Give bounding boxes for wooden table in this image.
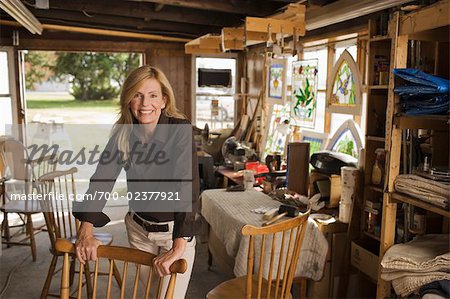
[200,189,329,280]
[215,165,244,187]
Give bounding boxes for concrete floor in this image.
[0,205,233,299]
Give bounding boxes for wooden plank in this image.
[245,17,305,36]
[0,20,189,42]
[199,34,221,50]
[17,38,181,52]
[399,0,450,36]
[28,7,215,37]
[376,12,408,299]
[131,0,281,16]
[46,0,241,26]
[395,115,450,130]
[391,192,450,218]
[221,27,244,50]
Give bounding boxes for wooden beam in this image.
[27,9,217,38]
[185,36,221,54]
[221,27,244,50]
[0,20,190,42]
[199,34,221,50]
[399,0,450,36]
[47,0,242,26]
[245,16,305,36]
[16,38,183,52]
[128,0,282,16]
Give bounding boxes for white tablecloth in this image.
[200,189,328,281]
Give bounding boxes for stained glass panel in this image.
[291,59,318,128]
[263,103,290,158]
[330,61,356,106]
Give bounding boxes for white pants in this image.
[124,213,196,299]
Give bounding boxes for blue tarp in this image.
[393,68,449,115]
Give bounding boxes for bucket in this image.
[339,201,353,223]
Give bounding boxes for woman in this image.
[73,65,199,298]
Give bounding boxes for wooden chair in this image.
[38,167,121,298]
[207,210,311,299]
[55,238,187,299]
[0,137,57,261]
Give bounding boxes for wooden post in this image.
[376,12,408,299]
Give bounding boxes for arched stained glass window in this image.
[326,50,362,115]
[326,119,363,158]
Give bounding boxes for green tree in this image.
[52,52,140,101]
[24,51,57,90]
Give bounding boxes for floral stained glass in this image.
[268,64,284,99]
[266,58,287,104]
[291,59,318,128]
[263,103,290,158]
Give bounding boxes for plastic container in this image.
[340,185,354,203]
[339,201,353,223]
[341,166,359,187]
[243,170,255,190]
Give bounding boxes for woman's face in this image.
[129,78,166,124]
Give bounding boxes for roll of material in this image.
[339,201,353,223]
[341,185,354,203]
[341,166,359,187]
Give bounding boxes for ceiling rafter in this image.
[25,8,219,38]
[44,0,244,27]
[127,0,282,16]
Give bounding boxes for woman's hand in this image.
[153,238,187,277]
[75,221,102,264]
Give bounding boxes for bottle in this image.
[371,149,385,186]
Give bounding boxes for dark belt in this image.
[129,212,169,233]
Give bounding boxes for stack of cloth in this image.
[394,174,449,209]
[393,68,449,115]
[381,234,450,297]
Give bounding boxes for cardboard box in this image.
[351,241,379,281]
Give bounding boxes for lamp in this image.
[0,0,43,34]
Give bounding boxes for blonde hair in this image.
[113,65,186,160]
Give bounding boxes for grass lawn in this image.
[26,92,120,110]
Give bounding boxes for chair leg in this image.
[40,255,58,299]
[112,260,123,288]
[26,214,37,261]
[208,247,213,270]
[84,262,93,298]
[69,257,76,286]
[299,278,307,299]
[2,211,11,247]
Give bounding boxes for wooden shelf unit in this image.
[390,192,450,218]
[377,1,450,298]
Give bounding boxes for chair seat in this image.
[206,276,293,299]
[69,232,114,246]
[0,200,42,213]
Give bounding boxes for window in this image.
[300,37,366,157]
[0,50,14,135]
[194,57,236,129]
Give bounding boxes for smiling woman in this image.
[72,65,199,299]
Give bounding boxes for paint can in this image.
[339,201,353,223]
[341,166,359,187]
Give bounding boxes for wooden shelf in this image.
[369,35,390,42]
[367,185,383,193]
[394,115,449,130]
[366,136,385,142]
[368,85,389,90]
[363,231,381,242]
[390,192,450,218]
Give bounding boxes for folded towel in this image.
[392,272,450,297]
[395,175,449,209]
[381,234,450,273]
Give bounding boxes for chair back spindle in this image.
[55,239,187,299]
